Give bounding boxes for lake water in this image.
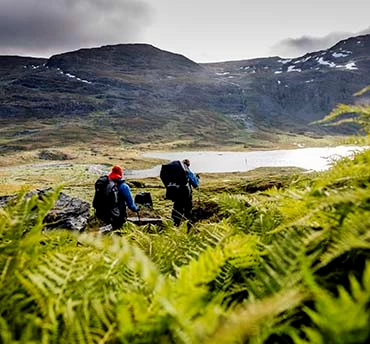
[125,146,367,178]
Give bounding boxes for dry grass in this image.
[0,144,165,199]
[0,144,164,168]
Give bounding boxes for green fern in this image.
[313,85,370,134]
[1,114,370,343]
[116,222,228,276]
[290,262,370,344]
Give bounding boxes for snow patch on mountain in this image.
[332,52,351,58]
[57,68,92,84]
[316,57,336,68]
[287,65,302,72]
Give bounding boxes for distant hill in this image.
[1,35,370,150]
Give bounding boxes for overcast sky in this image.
[1,0,369,62]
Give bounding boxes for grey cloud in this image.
[0,0,152,57]
[271,27,370,58]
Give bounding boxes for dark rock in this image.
[43,192,90,231]
[0,189,90,232]
[0,195,13,208]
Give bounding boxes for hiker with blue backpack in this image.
[93,165,139,230]
[160,159,199,227]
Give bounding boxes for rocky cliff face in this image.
[1,35,369,147]
[203,34,370,133]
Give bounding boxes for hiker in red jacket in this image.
[93,165,139,230]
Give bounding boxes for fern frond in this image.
[354,85,370,96]
[313,102,370,134]
[295,262,370,344]
[207,288,305,344]
[0,317,12,344]
[117,221,230,276]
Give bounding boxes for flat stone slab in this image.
[127,217,163,226]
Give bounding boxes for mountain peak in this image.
[329,33,370,57]
[46,43,202,74]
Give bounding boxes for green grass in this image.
[0,105,357,153]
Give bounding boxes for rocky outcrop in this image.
[0,189,90,232]
[43,191,90,231]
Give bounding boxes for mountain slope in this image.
[1,36,370,150]
[203,34,370,132]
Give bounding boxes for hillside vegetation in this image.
[2,35,370,152]
[0,91,370,343]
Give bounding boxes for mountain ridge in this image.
[1,34,369,150]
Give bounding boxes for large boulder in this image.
[43,191,90,231]
[0,188,90,232]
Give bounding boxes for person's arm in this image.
[119,183,139,212]
[188,170,199,188]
